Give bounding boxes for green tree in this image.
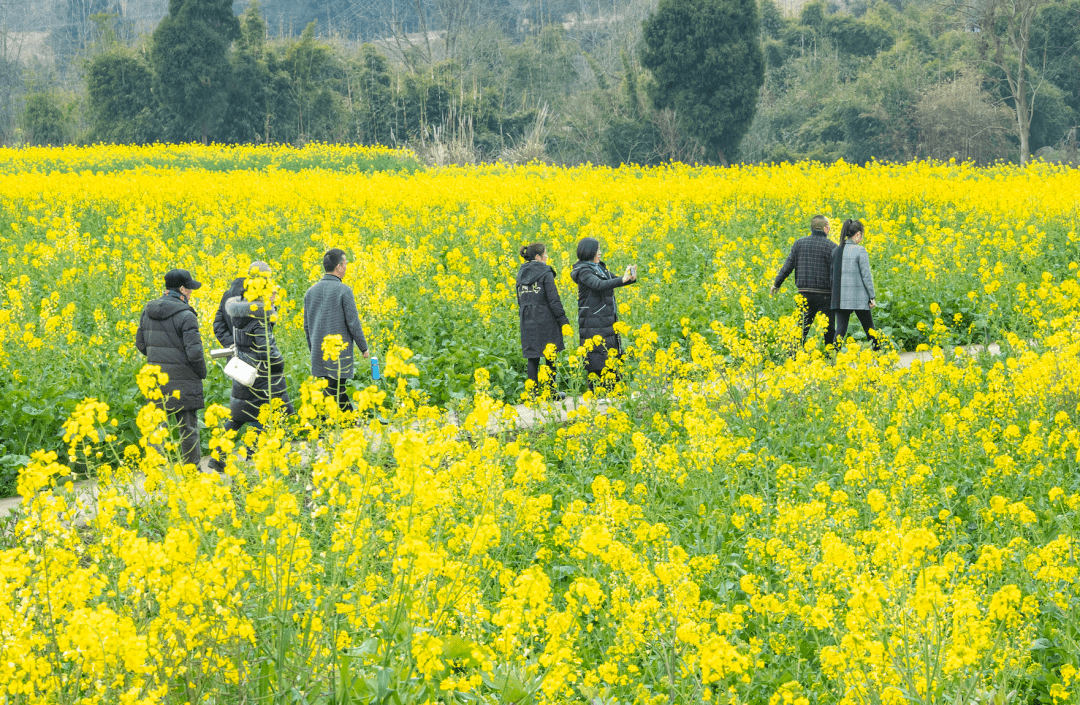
[760,0,786,39]
[601,50,664,166]
[641,0,765,165]
[352,44,396,145]
[150,0,240,144]
[86,48,162,144]
[506,25,578,107]
[21,93,70,146]
[219,1,293,144]
[280,22,345,143]
[1031,0,1080,119]
[393,62,456,143]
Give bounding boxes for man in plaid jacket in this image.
[771,215,837,348]
[304,248,369,411]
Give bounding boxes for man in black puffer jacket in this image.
[135,268,207,467]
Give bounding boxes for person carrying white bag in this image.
[208,268,294,471]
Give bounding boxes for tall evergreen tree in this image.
[150,0,240,143]
[220,1,281,144]
[21,93,70,145]
[87,48,162,143]
[280,22,344,143]
[353,44,395,145]
[641,0,765,165]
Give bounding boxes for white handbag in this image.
[224,355,258,387]
[222,328,258,386]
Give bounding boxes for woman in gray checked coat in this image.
[830,219,881,350]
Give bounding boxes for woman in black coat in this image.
[213,261,270,347]
[209,291,295,470]
[516,242,570,395]
[570,237,637,388]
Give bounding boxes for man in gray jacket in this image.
[135,268,207,466]
[303,248,369,411]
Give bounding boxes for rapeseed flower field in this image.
[2,145,1080,704]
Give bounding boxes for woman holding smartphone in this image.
[570,237,637,389]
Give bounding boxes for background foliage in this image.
[2,0,1078,164]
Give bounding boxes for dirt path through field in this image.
[0,343,1003,522]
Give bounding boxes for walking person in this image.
[570,237,637,390]
[135,268,207,468]
[208,281,295,471]
[213,261,271,348]
[303,248,369,411]
[831,219,881,350]
[771,215,838,349]
[516,242,571,398]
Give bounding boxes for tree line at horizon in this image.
[9,0,1080,166]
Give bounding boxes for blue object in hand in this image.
[370,356,380,381]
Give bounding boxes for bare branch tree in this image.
[957,0,1052,165]
[380,0,435,68]
[431,0,474,58]
[914,69,1015,163]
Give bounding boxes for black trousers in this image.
[210,395,295,471]
[168,409,201,467]
[225,394,296,434]
[586,353,623,392]
[797,292,836,347]
[322,377,353,412]
[526,357,552,384]
[834,308,881,350]
[526,357,561,397]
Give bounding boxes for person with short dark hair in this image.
[771,215,837,348]
[323,248,347,274]
[831,219,880,350]
[516,242,570,397]
[135,268,207,467]
[303,248,369,411]
[570,237,637,389]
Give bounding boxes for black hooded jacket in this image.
[213,277,245,347]
[570,261,633,372]
[135,291,207,411]
[225,296,289,405]
[516,260,570,359]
